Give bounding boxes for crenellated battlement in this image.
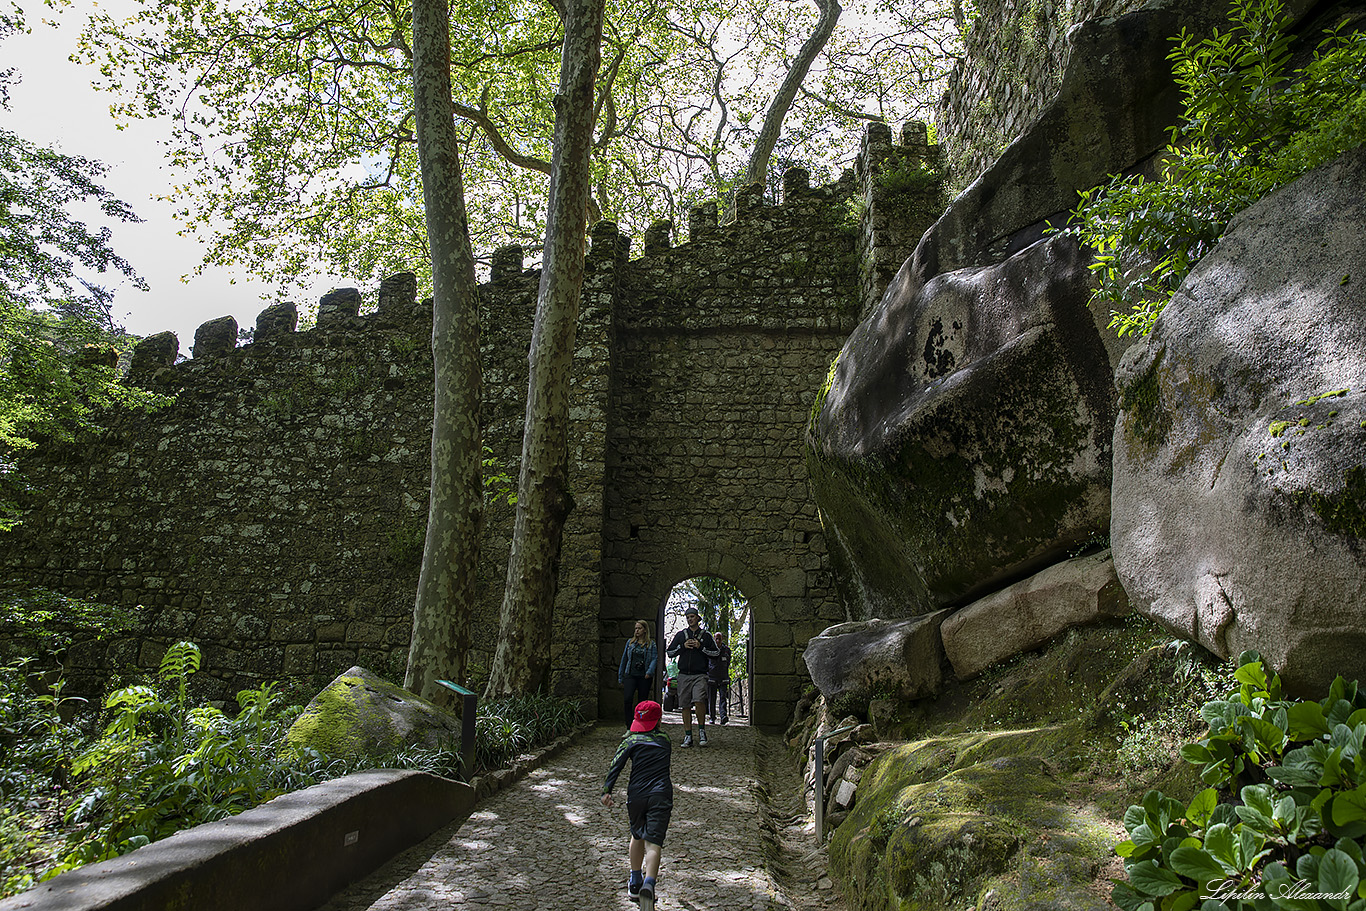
[126,123,943,379]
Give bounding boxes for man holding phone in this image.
[665,607,719,747]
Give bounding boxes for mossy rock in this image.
[831,738,1118,911]
[808,234,1121,619]
[819,614,1229,910]
[286,665,462,762]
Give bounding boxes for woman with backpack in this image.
[618,620,658,725]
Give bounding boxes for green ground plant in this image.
[1070,0,1366,337]
[473,692,585,772]
[0,641,585,899]
[0,660,85,895]
[46,642,325,877]
[1114,653,1366,910]
[0,585,139,654]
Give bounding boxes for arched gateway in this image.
[0,128,942,730]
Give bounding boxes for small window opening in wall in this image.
[630,525,640,539]
[658,575,752,726]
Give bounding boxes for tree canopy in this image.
[669,576,747,639]
[76,0,959,297]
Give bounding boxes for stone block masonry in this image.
[935,0,1152,188]
[0,128,936,728]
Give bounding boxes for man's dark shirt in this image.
[666,626,718,675]
[707,644,732,683]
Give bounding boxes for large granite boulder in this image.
[941,549,1130,680]
[286,666,463,761]
[1111,145,1366,695]
[808,234,1122,615]
[803,611,951,715]
[804,0,1231,622]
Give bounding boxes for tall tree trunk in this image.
[485,0,605,697]
[404,0,483,702]
[740,0,842,189]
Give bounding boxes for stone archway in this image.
[653,565,759,727]
[608,550,805,731]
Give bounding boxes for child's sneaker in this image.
[628,873,643,901]
[682,732,693,748]
[698,727,709,747]
[640,877,656,900]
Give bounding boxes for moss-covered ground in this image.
[819,614,1229,911]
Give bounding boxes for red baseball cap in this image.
[631,700,662,732]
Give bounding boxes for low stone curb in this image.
[0,722,595,911]
[0,769,476,911]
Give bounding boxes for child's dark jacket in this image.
[603,730,673,803]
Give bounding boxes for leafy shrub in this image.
[0,661,86,895]
[1114,652,1366,910]
[1071,0,1366,338]
[0,641,586,898]
[46,642,328,877]
[0,585,139,654]
[473,692,585,773]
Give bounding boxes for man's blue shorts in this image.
[628,794,673,846]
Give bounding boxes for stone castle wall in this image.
[935,0,1151,187]
[1,131,943,729]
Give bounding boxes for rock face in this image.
[1111,145,1366,696]
[941,549,1130,680]
[913,0,1208,282]
[803,1,1250,622]
[286,666,464,761]
[803,612,951,714]
[809,234,1122,616]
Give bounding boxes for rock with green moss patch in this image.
[830,741,1118,911]
[286,665,462,761]
[807,234,1123,617]
[1112,146,1366,697]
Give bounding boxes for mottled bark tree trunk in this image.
[485,0,605,697]
[740,0,841,190]
[404,0,483,702]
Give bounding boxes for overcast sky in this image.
[5,0,340,352]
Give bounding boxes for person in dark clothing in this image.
[602,700,672,904]
[706,631,732,724]
[664,607,719,747]
[618,619,658,725]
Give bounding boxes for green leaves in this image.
[1070,0,1366,338]
[1116,655,1366,911]
[0,37,171,529]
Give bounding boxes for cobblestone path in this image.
[313,720,846,911]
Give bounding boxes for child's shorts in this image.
[627,794,673,846]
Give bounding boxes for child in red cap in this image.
[601,699,673,904]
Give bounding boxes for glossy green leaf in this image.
[1187,789,1219,828]
[1170,846,1228,884]
[1130,860,1186,897]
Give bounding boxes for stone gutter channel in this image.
[0,722,845,911]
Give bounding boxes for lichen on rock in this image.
[286,665,462,762]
